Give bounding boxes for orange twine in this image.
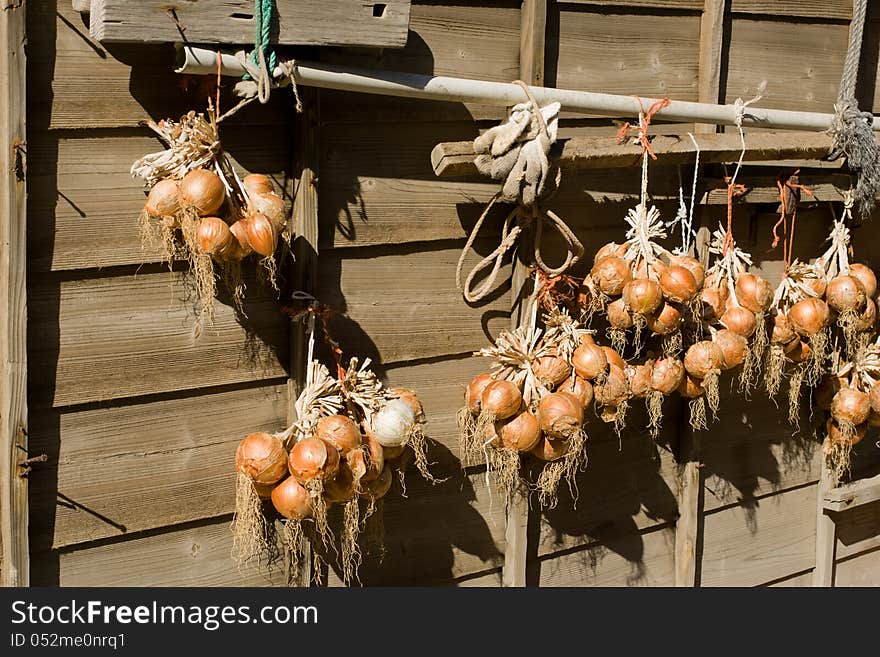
[533,268,583,312]
[615,97,672,160]
[771,169,815,269]
[215,51,222,118]
[281,302,348,384]
[723,176,747,254]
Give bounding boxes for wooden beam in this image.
[823,473,880,513]
[90,1,411,48]
[695,0,727,134]
[431,132,837,177]
[519,0,547,88]
[813,461,837,586]
[0,0,29,587]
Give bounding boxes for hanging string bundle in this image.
[457,82,583,304]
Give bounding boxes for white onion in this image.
[370,399,416,447]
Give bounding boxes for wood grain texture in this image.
[29,384,288,550]
[833,547,880,586]
[695,0,726,134]
[700,484,818,586]
[314,245,511,365]
[0,0,29,587]
[834,499,880,560]
[45,517,286,586]
[767,569,814,586]
[823,473,880,512]
[27,131,290,272]
[560,0,851,19]
[28,269,289,408]
[813,462,836,586]
[91,0,411,47]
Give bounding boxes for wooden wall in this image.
[23,0,880,586]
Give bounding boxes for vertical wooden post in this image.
[288,87,320,587]
[812,461,837,586]
[501,0,547,589]
[695,0,727,135]
[0,0,29,587]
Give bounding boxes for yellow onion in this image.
[144,179,180,218]
[593,364,629,407]
[196,216,234,257]
[323,461,357,504]
[371,399,416,447]
[721,306,757,338]
[770,312,797,345]
[784,338,811,363]
[684,341,723,378]
[530,436,568,462]
[602,347,627,371]
[537,392,584,439]
[645,301,682,335]
[826,275,866,313]
[226,219,253,260]
[831,388,871,426]
[848,263,877,298]
[870,381,880,414]
[480,380,522,420]
[591,256,631,296]
[651,357,685,394]
[350,429,385,483]
[288,437,340,484]
[235,432,288,485]
[623,278,663,315]
[245,213,278,258]
[660,266,698,303]
[713,329,748,370]
[179,169,225,216]
[855,298,877,331]
[249,191,286,231]
[242,173,275,197]
[735,273,772,313]
[532,348,572,388]
[634,258,667,279]
[699,286,727,321]
[788,297,831,336]
[670,255,705,289]
[804,275,827,298]
[817,375,846,411]
[677,373,705,398]
[626,362,653,399]
[594,241,628,265]
[465,373,495,414]
[362,465,393,499]
[826,418,867,447]
[271,477,313,519]
[572,343,608,380]
[314,414,362,455]
[558,375,593,407]
[579,332,596,347]
[497,411,542,452]
[607,297,634,329]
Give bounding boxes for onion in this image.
[870,381,880,414]
[288,437,340,484]
[558,374,594,407]
[670,255,705,289]
[576,282,594,310]
[623,278,663,315]
[735,273,772,313]
[817,375,845,410]
[626,362,653,398]
[480,380,522,420]
[196,216,234,257]
[602,347,627,371]
[242,173,274,197]
[770,312,797,345]
[249,191,286,231]
[677,373,705,398]
[713,329,748,370]
[721,306,757,338]
[804,275,827,299]
[684,341,723,378]
[532,348,573,388]
[594,241,627,265]
[607,297,634,329]
[826,418,867,447]
[788,298,831,336]
[591,256,631,296]
[371,399,417,447]
[351,429,385,483]
[314,414,362,455]
[855,298,877,331]
[324,461,357,503]
[254,482,274,500]
[848,263,877,298]
[826,275,866,312]
[784,338,811,363]
[537,392,584,438]
[391,387,424,419]
[645,301,682,335]
[144,179,180,218]
[497,411,542,452]
[651,357,685,394]
[831,388,871,425]
[227,220,253,260]
[465,373,495,414]
[382,444,407,460]
[634,258,667,279]
[593,364,628,407]
[235,432,288,485]
[699,286,727,321]
[271,477,313,519]
[579,332,596,346]
[660,266,698,303]
[530,436,568,462]
[571,343,608,380]
[362,465,393,499]
[245,213,278,258]
[179,169,225,216]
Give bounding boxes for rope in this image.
[282,293,348,383]
[771,170,815,269]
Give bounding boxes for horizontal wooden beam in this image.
[91,0,411,48]
[823,473,880,513]
[432,132,837,178]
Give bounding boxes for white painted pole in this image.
[175,46,880,132]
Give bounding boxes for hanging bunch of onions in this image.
[132,111,293,326]
[459,308,594,508]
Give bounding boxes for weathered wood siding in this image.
[25,0,880,586]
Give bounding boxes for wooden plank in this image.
[823,473,880,512]
[28,269,288,408]
[43,517,287,586]
[834,547,880,586]
[700,484,818,587]
[91,0,411,48]
[431,132,835,177]
[835,500,880,560]
[559,1,702,9]
[520,0,548,88]
[29,384,288,550]
[729,0,851,20]
[314,245,511,365]
[674,445,701,586]
[813,462,837,586]
[0,0,29,587]
[767,570,814,586]
[27,130,291,272]
[695,0,727,134]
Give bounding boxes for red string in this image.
[533,268,583,312]
[615,97,671,160]
[770,170,815,270]
[280,302,348,383]
[215,51,222,118]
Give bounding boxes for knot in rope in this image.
[282,292,348,382]
[615,97,670,160]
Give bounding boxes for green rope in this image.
[243,0,277,80]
